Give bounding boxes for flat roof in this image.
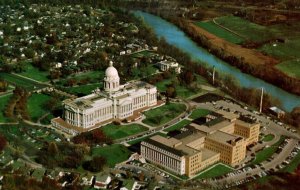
[202,148,220,161]
[216,110,238,121]
[207,131,241,145]
[235,119,258,127]
[150,135,181,148]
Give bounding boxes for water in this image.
[134,11,300,112]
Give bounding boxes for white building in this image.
[52,62,158,134]
[157,60,182,74]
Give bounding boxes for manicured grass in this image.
[275,60,300,79]
[216,16,279,43]
[127,132,168,145]
[0,73,45,90]
[57,70,104,86]
[282,151,300,173]
[27,93,52,121]
[0,95,12,123]
[142,103,186,127]
[92,144,131,167]
[66,83,102,96]
[163,120,191,132]
[19,63,49,82]
[262,134,275,142]
[131,50,156,58]
[252,136,286,165]
[195,21,244,44]
[189,108,211,119]
[195,163,233,179]
[101,124,148,140]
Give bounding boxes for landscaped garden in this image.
[142,103,186,127]
[92,144,131,167]
[195,163,233,179]
[101,123,148,140]
[189,108,211,120]
[262,134,275,142]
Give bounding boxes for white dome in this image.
[105,62,119,78]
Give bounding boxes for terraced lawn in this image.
[101,124,148,140]
[142,103,186,127]
[92,144,131,167]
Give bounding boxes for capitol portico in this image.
[51,62,158,135]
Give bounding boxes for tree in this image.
[83,156,106,172]
[47,142,59,156]
[0,133,7,152]
[166,86,177,98]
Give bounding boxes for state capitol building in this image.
[52,62,158,135]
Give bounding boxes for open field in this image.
[101,124,148,140]
[275,60,300,79]
[0,73,46,91]
[19,63,49,82]
[0,95,11,123]
[56,70,104,86]
[163,119,191,132]
[27,93,52,121]
[189,108,211,120]
[195,163,233,179]
[92,144,131,167]
[195,21,244,44]
[251,136,286,165]
[215,16,279,43]
[131,50,156,58]
[142,103,186,127]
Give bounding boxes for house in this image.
[269,106,285,118]
[94,174,111,189]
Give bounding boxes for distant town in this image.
[0,1,300,190]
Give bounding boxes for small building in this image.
[94,175,111,189]
[157,60,182,74]
[269,106,285,118]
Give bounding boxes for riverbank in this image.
[164,17,300,96]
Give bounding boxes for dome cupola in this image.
[104,61,120,92]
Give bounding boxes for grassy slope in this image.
[19,63,49,82]
[0,95,11,123]
[163,119,191,132]
[27,93,52,121]
[92,144,131,167]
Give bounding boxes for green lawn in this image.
[275,60,300,79]
[131,50,156,58]
[195,21,244,44]
[216,16,280,43]
[57,70,104,86]
[281,151,300,173]
[142,103,186,127]
[0,95,12,123]
[27,93,52,121]
[195,163,233,179]
[92,144,131,167]
[65,83,102,96]
[127,132,168,145]
[0,73,45,91]
[189,108,211,120]
[19,63,49,82]
[163,120,191,132]
[101,124,148,140]
[252,136,286,165]
[262,134,275,142]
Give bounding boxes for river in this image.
[134,11,300,112]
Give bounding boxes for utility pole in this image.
[259,87,264,113]
[212,66,215,85]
